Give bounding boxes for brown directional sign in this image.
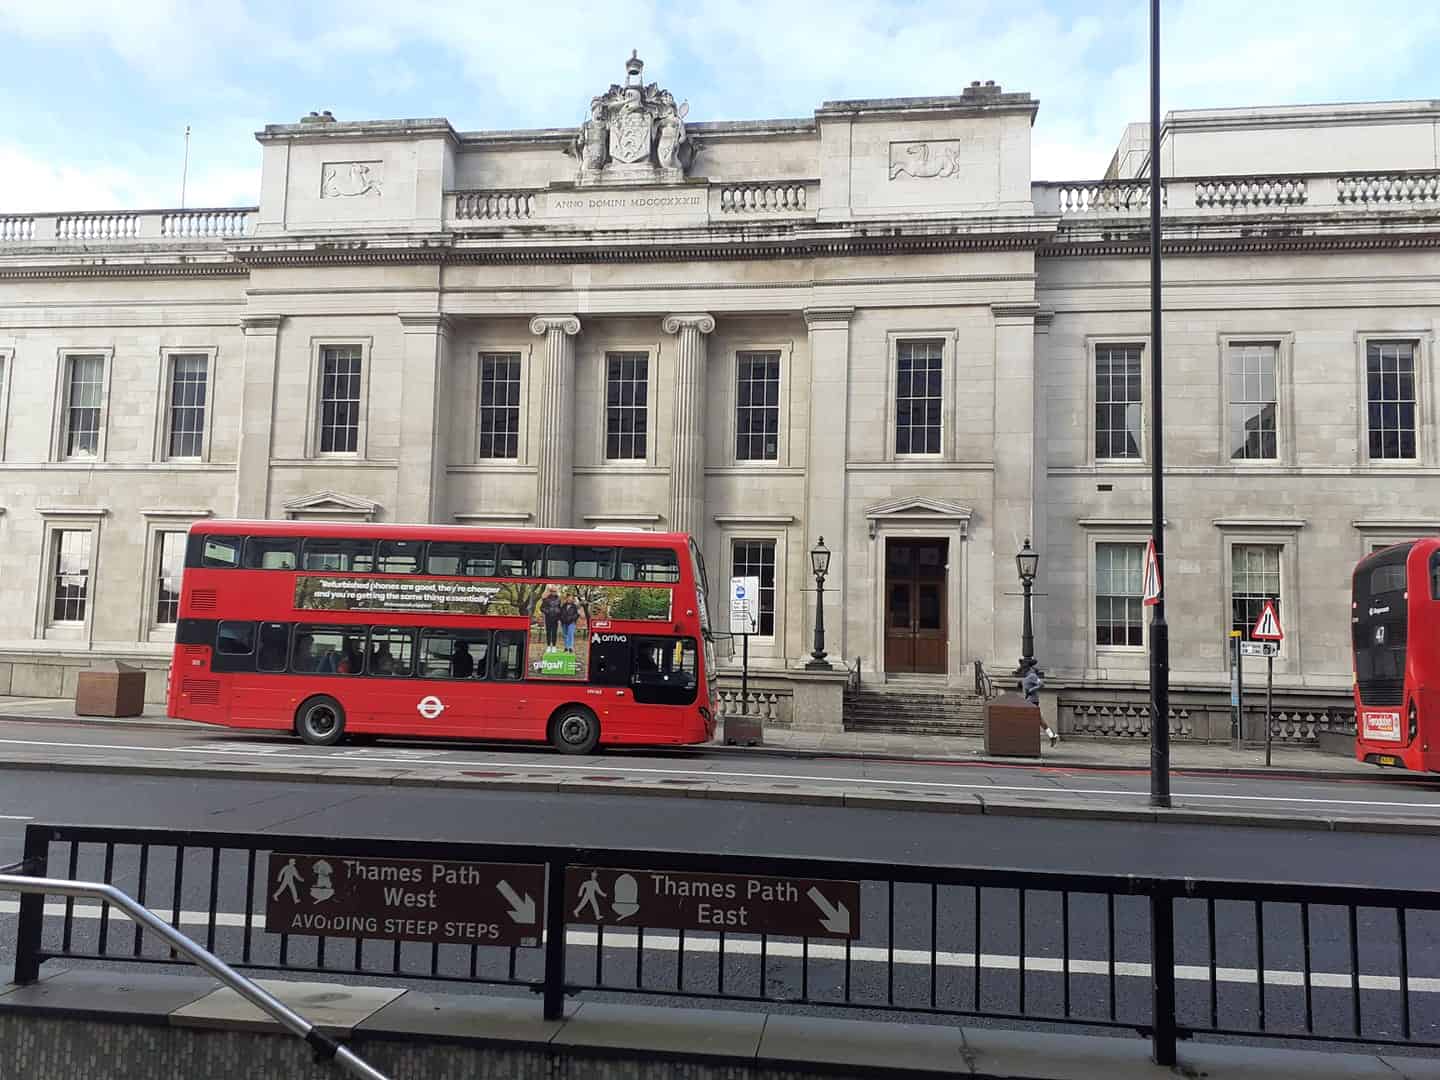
[565,867,860,940]
[265,853,544,947]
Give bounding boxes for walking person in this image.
[541,588,562,648]
[1023,663,1057,747]
[560,592,581,652]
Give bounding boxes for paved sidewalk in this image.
[0,694,1386,778]
[751,726,1380,777]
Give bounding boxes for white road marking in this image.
[0,900,1432,992]
[0,735,1434,812]
[0,814,32,820]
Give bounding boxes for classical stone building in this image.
[1,57,1437,740]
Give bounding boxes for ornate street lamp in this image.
[806,537,832,670]
[1015,537,1039,675]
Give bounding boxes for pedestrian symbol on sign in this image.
[273,858,303,903]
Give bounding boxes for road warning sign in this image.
[1142,538,1161,606]
[1251,599,1284,641]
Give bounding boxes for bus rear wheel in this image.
[551,706,600,755]
[296,696,346,747]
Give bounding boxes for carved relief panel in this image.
[321,161,384,198]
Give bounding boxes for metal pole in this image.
[1229,634,1243,752]
[1020,576,1036,671]
[742,631,750,717]
[808,571,830,668]
[0,874,389,1080]
[180,125,191,210]
[1147,0,1171,808]
[1265,653,1274,766]
[542,860,567,1021]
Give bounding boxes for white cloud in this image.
[0,142,258,212]
[1,0,1437,203]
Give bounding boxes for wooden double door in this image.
[884,539,948,674]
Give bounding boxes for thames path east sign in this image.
[266,853,544,946]
[566,867,860,939]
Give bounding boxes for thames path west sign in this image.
[266,853,544,947]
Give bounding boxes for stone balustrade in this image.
[1058,695,1355,745]
[159,208,253,238]
[0,208,256,246]
[713,684,793,726]
[1041,180,1158,216]
[0,215,35,242]
[452,190,538,222]
[1035,169,1440,217]
[714,181,812,215]
[1337,171,1440,205]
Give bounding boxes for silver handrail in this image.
[0,873,391,1080]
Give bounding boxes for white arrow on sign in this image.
[807,886,851,935]
[497,880,537,925]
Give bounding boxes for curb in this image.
[0,711,1409,783]
[0,754,1435,837]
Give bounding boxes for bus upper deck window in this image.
[428,542,496,577]
[497,544,542,577]
[302,538,376,573]
[1432,550,1440,600]
[619,547,679,583]
[243,537,298,570]
[188,534,240,568]
[377,540,423,574]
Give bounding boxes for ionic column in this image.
[662,313,716,538]
[529,315,582,528]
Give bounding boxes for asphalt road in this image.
[3,766,1439,1047]
[4,718,1440,820]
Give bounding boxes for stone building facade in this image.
[1,57,1437,736]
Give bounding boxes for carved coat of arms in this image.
[570,52,695,180]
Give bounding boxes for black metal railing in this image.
[10,823,1440,1067]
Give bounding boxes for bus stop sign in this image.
[730,576,760,635]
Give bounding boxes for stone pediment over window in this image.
[282,490,381,522]
[864,497,974,538]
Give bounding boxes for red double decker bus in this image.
[168,521,716,753]
[1352,537,1440,771]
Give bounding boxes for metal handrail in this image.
[0,872,390,1080]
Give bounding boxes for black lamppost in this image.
[1014,537,1039,675]
[806,537,832,670]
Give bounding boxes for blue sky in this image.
[2,0,1437,211]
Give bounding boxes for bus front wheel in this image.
[551,706,600,755]
[296,696,346,747]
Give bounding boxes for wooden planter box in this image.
[75,660,146,718]
[984,692,1042,757]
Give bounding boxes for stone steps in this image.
[843,688,988,736]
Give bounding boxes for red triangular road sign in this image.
[1141,538,1161,606]
[1252,599,1284,640]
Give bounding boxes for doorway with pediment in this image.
[865,498,972,686]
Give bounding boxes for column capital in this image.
[239,315,284,335]
[661,313,716,335]
[803,306,856,330]
[529,315,581,337]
